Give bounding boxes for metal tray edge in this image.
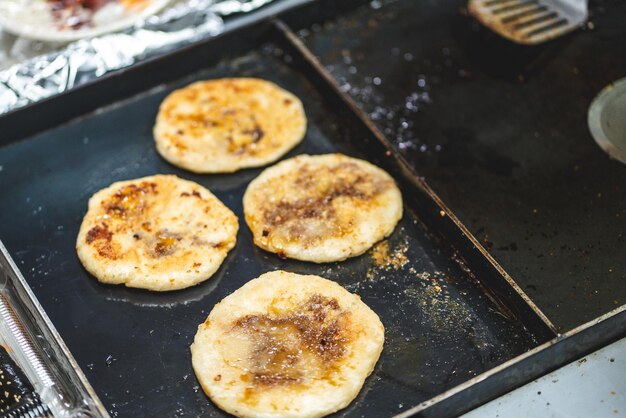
[396,305,626,418]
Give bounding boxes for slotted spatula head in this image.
[468,0,588,45]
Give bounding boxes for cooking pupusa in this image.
[154,78,307,173]
[76,175,238,291]
[191,270,385,418]
[243,153,403,263]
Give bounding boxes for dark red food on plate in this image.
[46,0,146,29]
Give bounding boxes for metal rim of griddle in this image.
[588,77,626,165]
[396,304,626,418]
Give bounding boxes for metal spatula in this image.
[468,0,588,45]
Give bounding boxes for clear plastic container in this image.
[0,242,107,417]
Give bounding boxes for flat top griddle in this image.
[296,0,626,331]
[0,20,550,417]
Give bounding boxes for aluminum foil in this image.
[0,0,275,115]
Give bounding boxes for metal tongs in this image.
[468,0,588,44]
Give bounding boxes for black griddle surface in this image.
[299,0,626,331]
[0,42,538,416]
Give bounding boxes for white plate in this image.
[0,0,170,42]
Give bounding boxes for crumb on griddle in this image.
[370,240,408,271]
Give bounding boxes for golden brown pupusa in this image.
[243,154,403,263]
[76,175,238,291]
[191,271,385,418]
[154,78,307,173]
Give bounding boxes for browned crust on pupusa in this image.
[243,154,403,263]
[232,293,350,387]
[154,78,307,173]
[190,271,385,418]
[76,175,238,291]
